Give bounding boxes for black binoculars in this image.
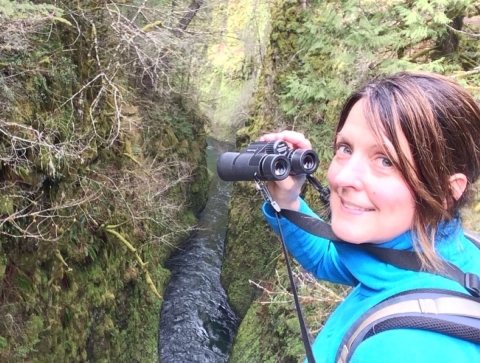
[216,140,319,181]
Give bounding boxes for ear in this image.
[449,173,468,200]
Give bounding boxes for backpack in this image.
[334,230,480,363]
[278,209,480,363]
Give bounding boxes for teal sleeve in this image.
[262,199,356,286]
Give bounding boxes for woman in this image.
[260,72,480,362]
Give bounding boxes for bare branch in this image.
[446,23,480,39]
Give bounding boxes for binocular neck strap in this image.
[279,176,480,298]
[254,176,317,363]
[274,210,317,363]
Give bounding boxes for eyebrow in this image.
[335,133,350,143]
[336,131,395,156]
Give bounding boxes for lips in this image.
[341,200,374,212]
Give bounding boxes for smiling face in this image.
[327,99,416,244]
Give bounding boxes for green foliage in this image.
[221,181,281,316]
[226,0,480,361]
[0,0,60,18]
[278,0,479,126]
[229,262,347,362]
[0,1,211,362]
[195,0,271,142]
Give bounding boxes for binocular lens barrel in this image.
[264,155,290,180]
[288,149,319,175]
[217,152,291,181]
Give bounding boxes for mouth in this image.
[341,199,375,212]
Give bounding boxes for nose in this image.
[331,156,365,190]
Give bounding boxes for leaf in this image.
[141,20,163,33]
[433,12,450,25]
[52,16,72,26]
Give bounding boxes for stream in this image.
[158,139,239,362]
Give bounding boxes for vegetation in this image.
[0,1,212,361]
[224,0,480,361]
[0,0,479,361]
[196,0,271,142]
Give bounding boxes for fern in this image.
[275,0,479,130]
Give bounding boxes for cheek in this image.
[326,162,336,187]
[373,180,415,213]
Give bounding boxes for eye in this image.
[335,144,352,155]
[378,156,393,168]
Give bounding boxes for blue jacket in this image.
[263,199,480,363]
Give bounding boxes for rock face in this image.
[0,2,210,362]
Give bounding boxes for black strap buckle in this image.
[253,174,281,213]
[465,273,480,297]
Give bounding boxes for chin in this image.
[331,222,369,244]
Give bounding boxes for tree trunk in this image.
[174,0,205,37]
[439,15,463,56]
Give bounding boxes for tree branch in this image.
[446,24,480,39]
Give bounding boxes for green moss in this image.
[229,297,305,363]
[0,7,210,362]
[221,182,281,317]
[0,252,6,281]
[0,195,13,215]
[228,304,265,362]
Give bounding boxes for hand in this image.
[259,131,312,210]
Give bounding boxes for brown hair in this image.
[336,71,480,270]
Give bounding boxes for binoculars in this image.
[216,140,319,181]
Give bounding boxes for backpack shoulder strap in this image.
[465,229,480,249]
[335,289,480,363]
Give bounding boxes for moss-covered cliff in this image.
[224,0,480,361]
[0,2,210,362]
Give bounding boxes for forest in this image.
[0,0,479,362]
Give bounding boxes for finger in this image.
[260,131,312,149]
[277,131,312,149]
[268,177,296,191]
[259,133,280,142]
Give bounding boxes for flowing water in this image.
[159,140,239,363]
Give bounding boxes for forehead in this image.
[338,99,412,160]
[338,100,382,144]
